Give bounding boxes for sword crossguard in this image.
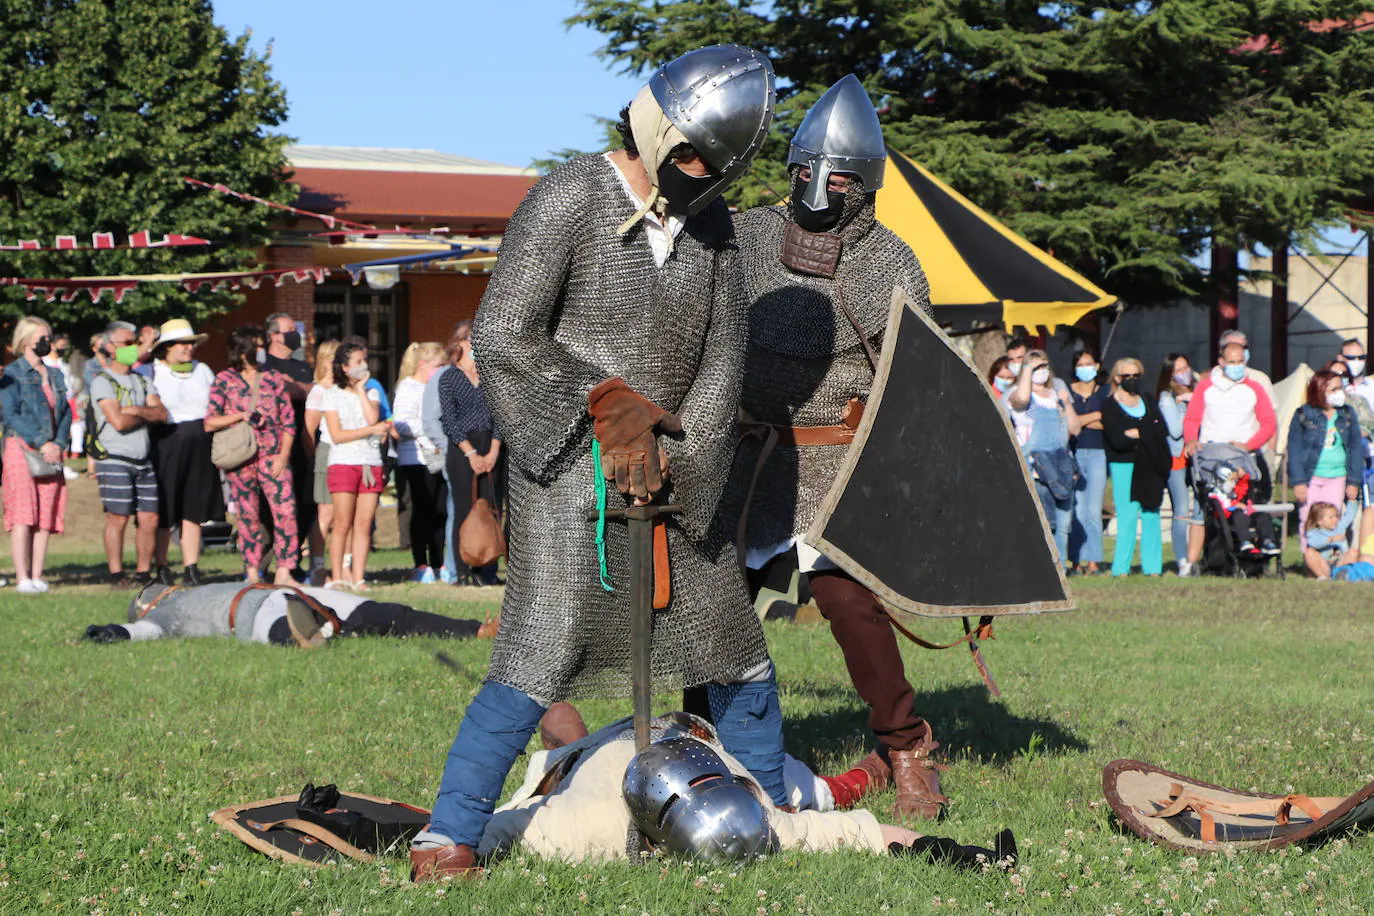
[586,503,683,522]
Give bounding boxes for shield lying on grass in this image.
[805,286,1073,619]
[211,788,430,867]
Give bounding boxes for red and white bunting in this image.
[179,266,331,293]
[0,232,210,251]
[1,266,332,304]
[184,177,377,231]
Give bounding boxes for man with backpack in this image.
[89,320,168,587]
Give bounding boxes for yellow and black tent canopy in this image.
[876,149,1116,333]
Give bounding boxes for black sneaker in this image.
[1261,539,1281,556]
[183,564,204,587]
[108,571,135,589]
[156,565,176,586]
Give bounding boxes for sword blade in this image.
[627,513,655,750]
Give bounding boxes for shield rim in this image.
[804,285,1074,618]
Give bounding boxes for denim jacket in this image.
[0,358,72,450]
[1286,404,1364,486]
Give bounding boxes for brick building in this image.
[202,146,536,382]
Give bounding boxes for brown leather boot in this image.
[889,746,950,819]
[410,843,480,882]
[539,701,590,750]
[855,749,892,794]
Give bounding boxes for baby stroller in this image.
[1192,446,1289,579]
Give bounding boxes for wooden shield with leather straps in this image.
[805,286,1073,618]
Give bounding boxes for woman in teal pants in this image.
[1101,358,1172,576]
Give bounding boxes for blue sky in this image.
[212,0,646,168]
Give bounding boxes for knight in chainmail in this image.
[721,75,948,819]
[411,47,795,883]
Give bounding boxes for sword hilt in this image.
[586,503,682,522]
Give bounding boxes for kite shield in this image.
[805,286,1072,619]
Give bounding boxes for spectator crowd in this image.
[0,313,504,594]
[2,309,1373,591]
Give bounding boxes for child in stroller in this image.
[1304,500,1359,579]
[1196,456,1281,564]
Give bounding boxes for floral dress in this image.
[207,368,298,570]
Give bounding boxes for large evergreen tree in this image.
[570,1,1374,305]
[0,0,292,329]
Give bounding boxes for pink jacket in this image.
[1183,368,1276,452]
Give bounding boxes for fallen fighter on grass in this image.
[410,706,1015,877]
[83,582,495,647]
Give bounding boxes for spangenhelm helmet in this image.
[623,736,772,862]
[128,582,172,623]
[787,74,887,216]
[648,45,776,216]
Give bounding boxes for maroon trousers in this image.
[807,570,931,753]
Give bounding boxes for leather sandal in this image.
[889,745,950,819]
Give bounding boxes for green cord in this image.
[592,438,613,592]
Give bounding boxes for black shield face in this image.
[806,287,1072,618]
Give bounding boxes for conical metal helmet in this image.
[622,736,772,861]
[787,74,886,214]
[649,44,776,215]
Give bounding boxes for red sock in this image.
[821,767,872,810]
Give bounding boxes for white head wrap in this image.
[616,84,691,237]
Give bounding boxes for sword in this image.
[588,502,682,750]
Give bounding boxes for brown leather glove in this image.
[588,377,681,498]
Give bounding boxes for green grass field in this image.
[2,543,1373,914]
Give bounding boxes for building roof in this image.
[286,146,538,232]
[287,145,535,176]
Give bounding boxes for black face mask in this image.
[1120,378,1142,395]
[656,161,717,217]
[792,180,846,233]
[32,336,51,358]
[282,330,302,351]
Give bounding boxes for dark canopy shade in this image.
[876,149,1116,332]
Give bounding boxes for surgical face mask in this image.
[255,347,267,365]
[32,336,51,358]
[1327,390,1347,409]
[993,377,1014,393]
[1007,361,1023,377]
[656,161,717,217]
[282,330,302,351]
[1031,367,1051,385]
[1074,365,1098,383]
[1223,363,1246,382]
[1120,377,1142,395]
[170,362,194,373]
[1173,370,1193,387]
[1345,357,1366,377]
[346,364,369,381]
[792,180,846,233]
[114,344,141,367]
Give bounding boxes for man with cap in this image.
[84,581,494,647]
[721,75,945,819]
[410,45,787,881]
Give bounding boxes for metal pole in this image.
[1271,244,1289,380]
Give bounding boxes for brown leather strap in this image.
[735,422,779,570]
[228,583,343,634]
[133,584,182,620]
[773,424,856,446]
[252,817,375,863]
[652,518,671,610]
[884,612,993,652]
[1146,784,1339,842]
[835,283,880,373]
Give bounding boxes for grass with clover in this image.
[2,525,1374,913]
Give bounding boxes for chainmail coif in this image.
[719,194,934,551]
[472,153,769,702]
